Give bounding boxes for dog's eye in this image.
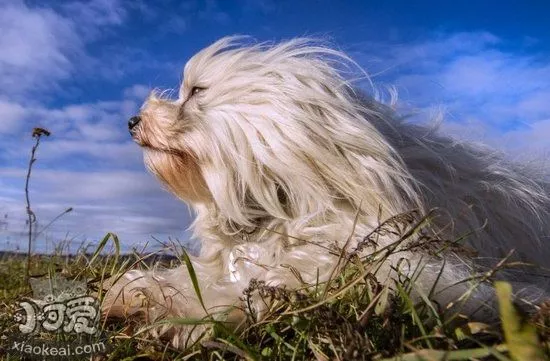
[190,86,205,97]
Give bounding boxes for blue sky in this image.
[1,0,549,253]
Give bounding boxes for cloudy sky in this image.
[1,0,549,254]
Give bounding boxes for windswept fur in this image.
[103,37,550,349]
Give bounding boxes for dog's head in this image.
[129,37,418,230]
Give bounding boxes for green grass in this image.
[2,217,550,361]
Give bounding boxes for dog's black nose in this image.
[128,116,141,131]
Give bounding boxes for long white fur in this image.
[103,37,550,349]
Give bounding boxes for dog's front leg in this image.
[102,257,246,348]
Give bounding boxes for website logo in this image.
[7,276,109,360]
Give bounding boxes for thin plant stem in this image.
[25,127,50,280]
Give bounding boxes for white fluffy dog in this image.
[103,36,550,348]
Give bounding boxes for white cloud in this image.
[353,32,550,155]
[40,140,141,164]
[0,99,28,134]
[164,15,188,34]
[0,0,127,99]
[0,97,138,140]
[517,92,550,119]
[62,0,126,29]
[0,1,79,96]
[0,166,193,253]
[124,84,151,100]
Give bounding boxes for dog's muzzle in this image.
[128,115,141,136]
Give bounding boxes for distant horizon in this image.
[1,0,549,253]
